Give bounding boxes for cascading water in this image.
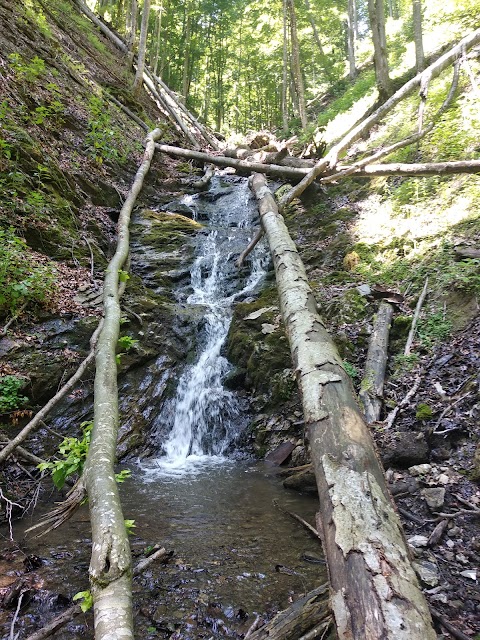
[154,176,269,473]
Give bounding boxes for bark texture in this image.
[368,0,392,100]
[250,172,436,640]
[83,128,162,640]
[413,0,425,72]
[359,301,394,423]
[132,0,150,95]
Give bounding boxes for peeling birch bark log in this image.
[83,128,162,640]
[250,173,436,640]
[359,301,394,424]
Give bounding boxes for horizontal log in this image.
[155,144,480,182]
[155,144,308,180]
[343,159,480,177]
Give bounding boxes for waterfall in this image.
[154,176,268,474]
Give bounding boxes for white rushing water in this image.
[152,177,268,475]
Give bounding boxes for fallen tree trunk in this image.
[359,301,394,424]
[154,143,480,182]
[155,143,308,179]
[250,173,436,640]
[83,128,162,640]
[279,27,480,208]
[344,159,480,177]
[73,0,128,53]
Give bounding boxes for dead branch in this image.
[104,93,149,132]
[405,277,428,355]
[236,227,264,267]
[430,607,473,640]
[322,60,461,185]
[248,584,331,640]
[0,434,44,466]
[385,374,422,429]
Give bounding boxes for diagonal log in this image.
[279,27,480,209]
[83,128,162,640]
[249,173,436,640]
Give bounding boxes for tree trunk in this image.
[347,0,357,80]
[367,0,392,101]
[287,0,307,128]
[83,128,162,640]
[126,0,138,67]
[249,172,436,640]
[132,0,151,95]
[304,0,333,82]
[413,0,425,72]
[359,301,394,423]
[282,0,289,130]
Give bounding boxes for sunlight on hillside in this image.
[354,187,476,249]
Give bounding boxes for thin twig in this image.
[9,591,24,640]
[236,227,264,268]
[1,304,27,336]
[244,615,261,639]
[385,374,422,429]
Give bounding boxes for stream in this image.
[4,176,325,639]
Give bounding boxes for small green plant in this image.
[73,590,93,613]
[38,420,93,489]
[417,311,452,349]
[0,375,27,413]
[124,519,136,535]
[115,469,132,483]
[38,420,132,488]
[416,403,433,420]
[0,227,56,316]
[85,95,119,164]
[8,53,46,83]
[117,335,139,352]
[391,353,420,378]
[342,361,358,379]
[118,269,130,283]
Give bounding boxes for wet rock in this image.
[409,463,433,476]
[283,468,318,495]
[164,201,196,217]
[381,432,429,468]
[265,441,295,465]
[356,284,371,296]
[413,560,440,587]
[408,535,429,548]
[422,487,446,510]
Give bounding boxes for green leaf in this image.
[118,269,130,283]
[73,590,93,612]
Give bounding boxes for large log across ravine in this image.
[249,172,436,640]
[154,143,480,182]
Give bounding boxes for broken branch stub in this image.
[249,172,435,640]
